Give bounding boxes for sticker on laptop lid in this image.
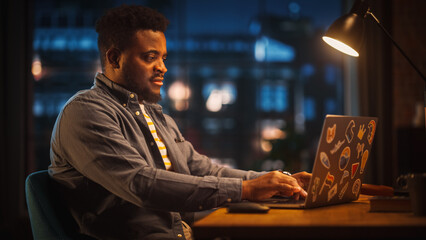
[338,182,349,199]
[340,170,349,184]
[352,178,361,196]
[339,146,351,171]
[345,120,356,143]
[367,120,376,145]
[357,124,366,140]
[351,162,359,179]
[330,139,345,155]
[326,124,336,143]
[327,183,338,202]
[320,152,330,169]
[356,143,365,159]
[319,172,335,195]
[311,177,320,203]
[360,150,369,174]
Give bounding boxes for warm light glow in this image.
[260,140,273,152]
[167,81,191,111]
[322,36,359,57]
[32,57,43,81]
[204,84,237,112]
[206,90,223,112]
[168,81,191,101]
[261,127,286,140]
[174,100,189,111]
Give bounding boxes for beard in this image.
[123,73,162,103]
[138,86,162,103]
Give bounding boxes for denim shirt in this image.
[49,73,264,239]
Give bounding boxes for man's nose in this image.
[155,60,167,73]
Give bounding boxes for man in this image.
[49,5,311,240]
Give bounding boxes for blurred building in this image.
[31,0,344,173]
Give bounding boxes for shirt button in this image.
[123,103,127,107]
[150,142,155,146]
[198,205,203,210]
[130,93,135,98]
[135,111,140,116]
[227,198,232,203]
[177,234,183,238]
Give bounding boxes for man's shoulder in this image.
[162,112,177,125]
[62,87,117,114]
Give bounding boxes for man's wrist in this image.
[241,180,249,200]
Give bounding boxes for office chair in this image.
[25,170,95,240]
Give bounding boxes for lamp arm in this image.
[367,11,426,83]
[368,11,426,129]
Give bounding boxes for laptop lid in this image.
[303,115,378,208]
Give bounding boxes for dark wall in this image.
[391,0,426,175]
[358,0,426,186]
[0,0,34,239]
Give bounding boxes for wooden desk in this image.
[193,196,426,239]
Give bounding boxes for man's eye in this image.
[145,55,156,61]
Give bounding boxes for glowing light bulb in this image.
[322,36,359,57]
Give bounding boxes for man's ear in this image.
[106,48,121,69]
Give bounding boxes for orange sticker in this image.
[360,150,369,174]
[320,172,335,195]
[357,124,366,140]
[326,124,336,143]
[356,143,365,159]
[367,120,376,145]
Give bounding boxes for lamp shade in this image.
[322,12,365,57]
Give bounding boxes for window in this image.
[33,0,344,172]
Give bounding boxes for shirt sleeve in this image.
[51,98,242,212]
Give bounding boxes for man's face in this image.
[119,30,168,103]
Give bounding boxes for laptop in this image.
[260,115,378,209]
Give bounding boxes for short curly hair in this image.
[95,5,169,70]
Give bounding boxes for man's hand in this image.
[291,171,311,191]
[241,171,312,202]
[288,171,312,200]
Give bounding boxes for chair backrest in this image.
[25,170,94,240]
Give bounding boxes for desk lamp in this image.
[322,0,426,125]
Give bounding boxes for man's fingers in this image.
[296,180,305,189]
[299,172,312,183]
[280,187,307,199]
[291,171,312,190]
[279,183,302,196]
[277,174,299,186]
